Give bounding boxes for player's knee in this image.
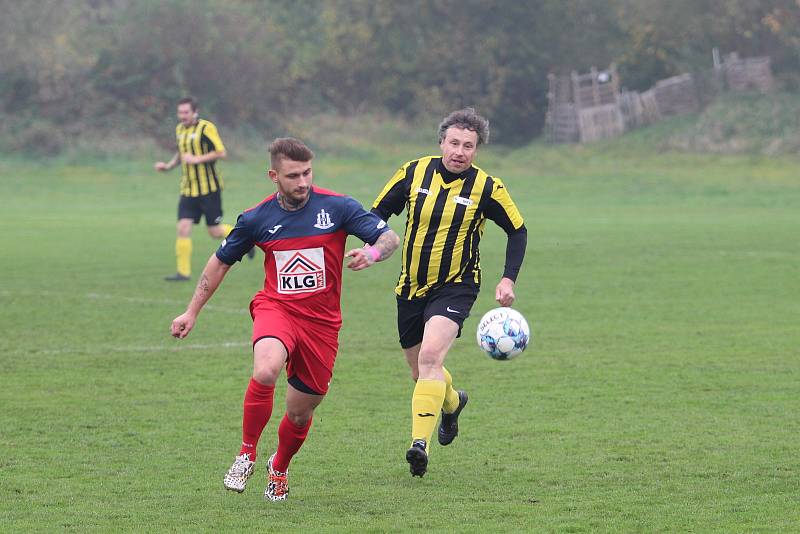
[285,408,312,427]
[177,220,192,236]
[251,367,280,386]
[417,347,444,371]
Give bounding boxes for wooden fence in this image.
[722,53,773,92]
[546,53,774,144]
[547,65,624,143]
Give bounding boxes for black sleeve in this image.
[483,195,519,235]
[372,181,407,220]
[371,163,414,220]
[481,178,526,281]
[502,226,527,282]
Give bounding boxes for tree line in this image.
[1,0,798,149]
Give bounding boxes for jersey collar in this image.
[436,157,477,188]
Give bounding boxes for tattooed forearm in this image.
[186,255,231,315]
[372,229,400,261]
[192,273,211,302]
[199,273,210,294]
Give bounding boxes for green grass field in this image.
[2,140,799,532]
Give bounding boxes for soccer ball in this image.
[476,307,530,360]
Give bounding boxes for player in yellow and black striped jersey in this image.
[155,96,249,281]
[370,108,527,477]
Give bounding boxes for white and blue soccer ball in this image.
[476,307,530,360]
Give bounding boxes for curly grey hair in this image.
[437,108,490,146]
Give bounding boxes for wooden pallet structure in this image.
[720,52,773,92]
[546,65,624,143]
[546,52,773,144]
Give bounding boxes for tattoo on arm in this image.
[188,273,211,310]
[199,273,210,295]
[187,260,229,314]
[372,230,400,261]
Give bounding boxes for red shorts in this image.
[249,295,340,395]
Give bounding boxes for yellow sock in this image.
[220,223,233,237]
[411,379,446,450]
[442,367,461,414]
[175,237,192,277]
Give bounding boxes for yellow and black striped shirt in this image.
[372,156,524,299]
[175,119,226,197]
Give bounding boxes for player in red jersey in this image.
[170,138,400,501]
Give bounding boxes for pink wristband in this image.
[365,245,381,262]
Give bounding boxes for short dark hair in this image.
[177,96,198,111]
[268,137,315,169]
[438,108,490,145]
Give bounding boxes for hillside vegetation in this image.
[2,0,799,148]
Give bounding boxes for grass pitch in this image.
[1,142,799,532]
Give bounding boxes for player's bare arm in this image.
[170,254,232,338]
[181,149,227,165]
[345,229,400,271]
[155,151,180,171]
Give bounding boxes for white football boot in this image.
[223,453,255,493]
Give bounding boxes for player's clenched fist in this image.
[495,277,516,307]
[171,312,196,338]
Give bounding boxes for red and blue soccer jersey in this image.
[216,186,390,328]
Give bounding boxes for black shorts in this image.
[396,282,480,349]
[177,191,223,226]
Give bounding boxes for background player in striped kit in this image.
[155,96,251,281]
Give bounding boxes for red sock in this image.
[239,378,275,461]
[272,414,312,473]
